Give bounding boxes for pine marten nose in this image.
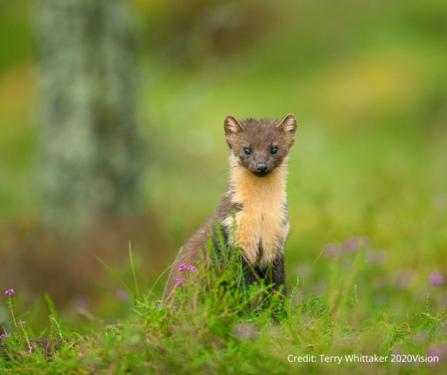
[256,163,267,172]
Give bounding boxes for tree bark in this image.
[35,0,140,235]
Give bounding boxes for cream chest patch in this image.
[224,154,289,266]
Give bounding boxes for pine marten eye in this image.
[271,147,278,155]
[244,148,251,155]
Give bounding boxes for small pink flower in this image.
[178,264,186,272]
[427,343,447,365]
[429,271,445,286]
[323,244,338,257]
[341,237,359,253]
[115,289,129,301]
[187,265,197,272]
[175,278,187,286]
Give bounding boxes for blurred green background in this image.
[1,0,446,330]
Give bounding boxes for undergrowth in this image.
[1,236,447,374]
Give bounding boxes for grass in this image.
[1,0,447,373]
[1,237,447,374]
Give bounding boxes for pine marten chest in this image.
[223,157,289,267]
[164,114,296,300]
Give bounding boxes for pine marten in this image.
[164,114,297,300]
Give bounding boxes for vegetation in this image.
[1,0,447,373]
[1,237,447,374]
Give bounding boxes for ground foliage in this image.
[1,1,447,374]
[2,238,447,374]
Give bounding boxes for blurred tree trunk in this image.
[35,0,141,235]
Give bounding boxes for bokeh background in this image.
[1,0,446,330]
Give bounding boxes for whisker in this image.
[218,168,231,176]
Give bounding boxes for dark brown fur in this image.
[164,114,296,301]
[224,116,295,177]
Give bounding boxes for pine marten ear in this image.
[224,115,244,146]
[277,114,297,141]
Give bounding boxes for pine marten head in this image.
[224,114,297,177]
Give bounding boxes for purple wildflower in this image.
[22,321,26,325]
[6,335,10,338]
[28,346,33,354]
[187,265,197,272]
[427,343,447,365]
[74,295,89,311]
[341,237,360,253]
[175,278,187,286]
[115,289,130,301]
[323,244,338,257]
[429,271,445,286]
[4,289,14,296]
[178,264,186,272]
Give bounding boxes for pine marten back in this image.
[164,114,297,300]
